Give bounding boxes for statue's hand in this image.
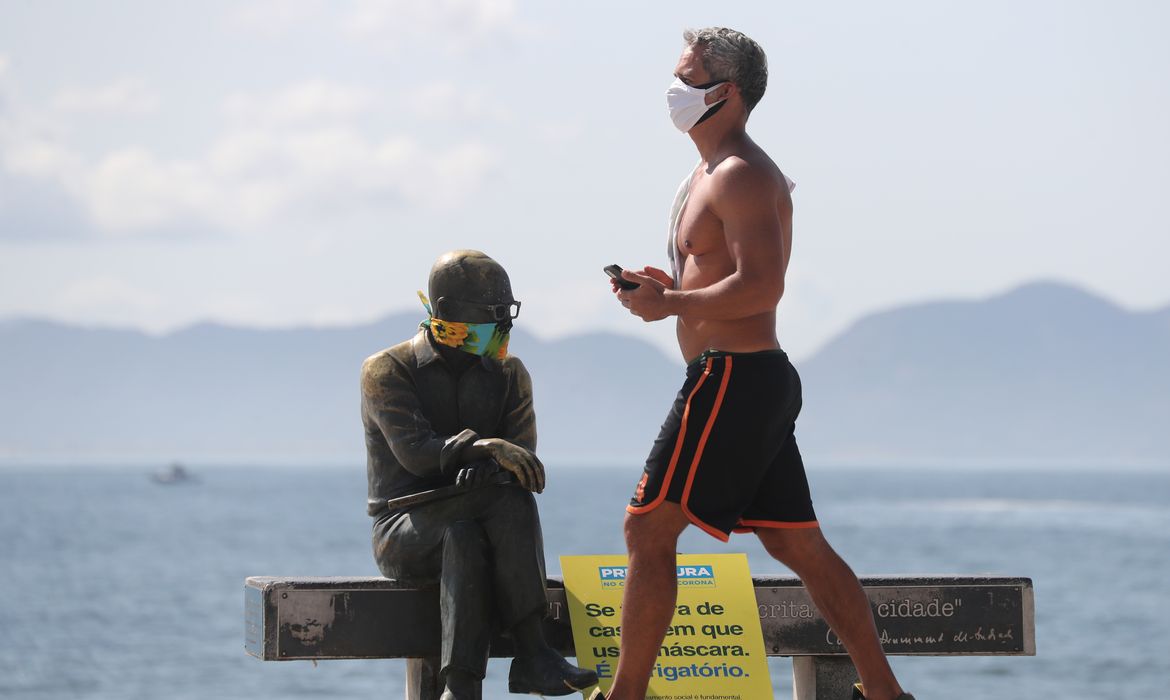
[455,459,500,489]
[477,438,545,493]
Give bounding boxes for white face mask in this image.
[666,77,728,132]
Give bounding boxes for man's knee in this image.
[495,483,537,514]
[757,527,832,567]
[623,505,688,557]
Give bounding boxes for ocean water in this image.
[1,464,1167,699]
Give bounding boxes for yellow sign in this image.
[561,553,773,700]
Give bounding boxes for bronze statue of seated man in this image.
[361,250,597,699]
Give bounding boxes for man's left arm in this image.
[500,357,538,452]
[619,162,790,321]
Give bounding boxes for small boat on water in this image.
[151,462,195,484]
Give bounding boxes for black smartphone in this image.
[604,264,640,290]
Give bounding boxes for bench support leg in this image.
[404,657,481,700]
[793,656,857,700]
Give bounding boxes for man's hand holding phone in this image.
[606,264,675,322]
[604,264,640,291]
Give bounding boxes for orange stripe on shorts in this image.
[679,356,734,539]
[627,357,714,514]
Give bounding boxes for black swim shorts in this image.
[627,349,818,541]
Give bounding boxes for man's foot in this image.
[852,683,916,700]
[507,647,598,696]
[440,668,480,700]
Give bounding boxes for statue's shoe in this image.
[439,671,480,700]
[508,648,598,696]
[852,683,916,700]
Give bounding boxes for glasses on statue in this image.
[438,297,522,321]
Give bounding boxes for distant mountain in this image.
[0,314,680,466]
[796,281,1170,467]
[0,280,1166,468]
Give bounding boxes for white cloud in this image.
[412,82,512,122]
[0,54,9,77]
[1,70,496,237]
[228,0,522,51]
[0,33,511,241]
[533,120,585,145]
[64,125,494,234]
[28,125,493,235]
[226,0,326,36]
[2,134,85,183]
[56,275,166,319]
[221,81,375,124]
[83,148,214,232]
[400,141,494,206]
[52,79,159,115]
[342,0,518,46]
[223,79,513,126]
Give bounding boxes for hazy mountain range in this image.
[1,281,1166,468]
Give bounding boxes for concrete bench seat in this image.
[245,574,1034,699]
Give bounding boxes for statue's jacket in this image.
[361,329,536,518]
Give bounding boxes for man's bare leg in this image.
[606,503,691,700]
[756,527,903,700]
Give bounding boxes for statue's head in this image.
[428,250,519,331]
[421,250,520,361]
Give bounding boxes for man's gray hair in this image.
[682,27,768,113]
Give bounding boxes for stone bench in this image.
[245,574,1034,699]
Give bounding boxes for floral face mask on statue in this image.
[417,291,511,360]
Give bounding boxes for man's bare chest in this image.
[675,184,726,261]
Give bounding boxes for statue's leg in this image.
[372,502,493,698]
[476,486,548,627]
[440,519,493,682]
[446,485,597,695]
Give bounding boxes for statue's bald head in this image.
[428,250,514,323]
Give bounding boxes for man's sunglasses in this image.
[437,297,522,321]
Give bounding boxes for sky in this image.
[1,0,1168,361]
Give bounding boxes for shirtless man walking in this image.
[602,28,913,700]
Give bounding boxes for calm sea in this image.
[1,464,1167,699]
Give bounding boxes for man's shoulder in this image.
[497,353,534,399]
[361,335,418,387]
[499,353,531,379]
[710,152,782,190]
[362,336,416,370]
[708,152,791,213]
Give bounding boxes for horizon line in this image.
[2,277,1164,339]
